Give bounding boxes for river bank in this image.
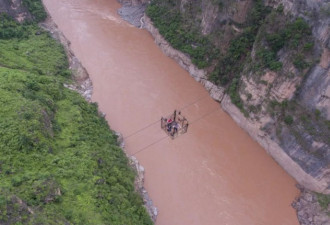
[39,17,92,100]
[293,186,330,225]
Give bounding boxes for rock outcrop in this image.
[117,1,146,28]
[39,17,93,101]
[265,0,330,120]
[0,0,32,22]
[293,185,330,225]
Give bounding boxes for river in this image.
[42,0,300,224]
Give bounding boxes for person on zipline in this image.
[167,118,173,132]
[171,121,180,137]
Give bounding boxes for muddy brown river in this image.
[43,0,300,224]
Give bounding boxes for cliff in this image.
[119,0,330,195]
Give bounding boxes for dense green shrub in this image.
[146,0,219,69]
[0,14,28,39]
[242,4,313,73]
[266,33,285,52]
[258,16,313,72]
[285,18,311,39]
[314,109,321,119]
[228,78,246,114]
[316,193,330,210]
[284,115,294,125]
[293,54,309,70]
[256,48,282,71]
[0,18,68,76]
[22,0,47,22]
[303,42,314,51]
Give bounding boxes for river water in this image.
[43,0,300,224]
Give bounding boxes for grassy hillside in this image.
[0,4,152,225]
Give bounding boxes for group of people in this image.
[165,118,180,137]
[161,110,188,138]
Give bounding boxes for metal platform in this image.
[161,110,189,139]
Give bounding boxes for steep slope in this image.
[0,0,153,224]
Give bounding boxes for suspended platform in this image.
[161,110,189,139]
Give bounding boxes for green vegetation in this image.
[228,78,246,115]
[0,5,152,225]
[255,13,313,72]
[316,193,330,210]
[146,0,272,113]
[0,18,68,76]
[215,0,271,84]
[284,115,294,125]
[0,14,29,39]
[147,0,315,117]
[321,3,330,16]
[268,100,294,124]
[293,54,309,70]
[268,98,330,159]
[256,48,282,71]
[23,0,47,22]
[326,120,330,130]
[213,0,271,113]
[146,0,219,68]
[148,0,316,116]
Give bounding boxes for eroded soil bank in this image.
[43,0,300,224]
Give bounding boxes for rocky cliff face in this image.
[233,0,330,194]
[253,0,330,194]
[118,0,148,7]
[120,0,330,195]
[0,0,32,21]
[265,0,330,119]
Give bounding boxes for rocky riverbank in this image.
[117,133,158,222]
[39,17,93,101]
[117,1,146,28]
[293,186,330,225]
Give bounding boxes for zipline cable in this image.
[130,135,169,156]
[123,94,210,139]
[130,106,220,156]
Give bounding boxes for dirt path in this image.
[42,0,300,224]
